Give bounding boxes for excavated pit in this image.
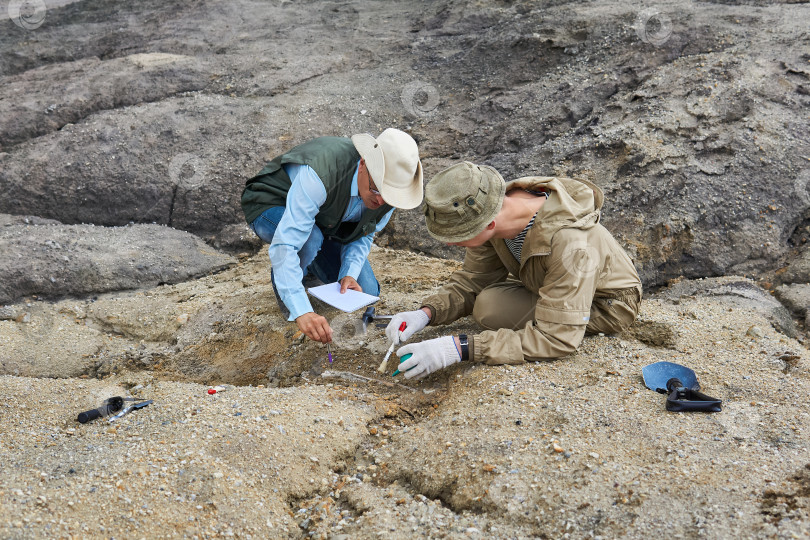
[0,247,466,409]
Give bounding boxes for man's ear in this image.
[486,221,496,230]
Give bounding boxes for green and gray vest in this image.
[241,137,393,245]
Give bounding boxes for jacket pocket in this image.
[535,305,591,326]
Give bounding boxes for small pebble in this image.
[746,325,764,338]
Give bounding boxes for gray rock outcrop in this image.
[1,0,808,287]
[0,217,235,304]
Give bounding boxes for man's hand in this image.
[339,276,361,293]
[385,309,430,346]
[296,312,333,344]
[396,336,461,380]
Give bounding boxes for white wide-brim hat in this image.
[351,128,424,209]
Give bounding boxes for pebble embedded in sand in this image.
[746,325,764,338]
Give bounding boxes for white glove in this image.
[396,336,460,380]
[385,309,430,346]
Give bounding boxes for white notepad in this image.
[307,282,379,313]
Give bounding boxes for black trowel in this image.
[642,361,722,413]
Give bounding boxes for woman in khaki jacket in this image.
[387,161,642,380]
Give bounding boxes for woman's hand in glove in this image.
[396,336,461,380]
[385,308,430,346]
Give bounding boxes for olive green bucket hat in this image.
[424,161,506,243]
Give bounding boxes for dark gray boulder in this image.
[0,217,235,304]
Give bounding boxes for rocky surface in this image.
[0,52,208,148]
[775,282,810,326]
[0,214,235,305]
[1,0,808,285]
[779,246,810,285]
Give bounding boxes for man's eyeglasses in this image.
[362,161,382,195]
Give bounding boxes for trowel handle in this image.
[77,408,103,424]
[76,396,124,423]
[665,386,722,413]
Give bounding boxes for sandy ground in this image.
[1,247,809,538]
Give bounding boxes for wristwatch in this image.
[458,334,469,361]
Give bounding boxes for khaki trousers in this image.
[472,281,641,335]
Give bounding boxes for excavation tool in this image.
[109,399,153,422]
[361,306,393,332]
[391,353,414,377]
[378,322,406,373]
[642,361,722,412]
[77,396,153,423]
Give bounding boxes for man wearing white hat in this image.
[241,128,423,343]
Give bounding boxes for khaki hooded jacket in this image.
[421,176,642,364]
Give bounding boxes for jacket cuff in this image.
[470,334,480,362]
[421,304,438,325]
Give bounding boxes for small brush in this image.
[377,322,406,373]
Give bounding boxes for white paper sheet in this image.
[307,282,379,313]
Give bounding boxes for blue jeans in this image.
[250,206,380,296]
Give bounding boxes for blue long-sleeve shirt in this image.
[268,163,393,321]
